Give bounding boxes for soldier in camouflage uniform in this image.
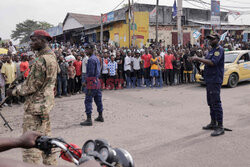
[8,30,59,165]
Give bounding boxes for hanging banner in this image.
[211,0,220,27]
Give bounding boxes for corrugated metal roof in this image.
[63,13,101,27]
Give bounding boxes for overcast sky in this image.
[1,0,250,43]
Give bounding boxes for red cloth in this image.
[20,61,30,78]
[73,60,82,76]
[141,54,152,68]
[164,54,175,70]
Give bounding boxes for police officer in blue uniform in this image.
[80,44,104,126]
[190,33,225,136]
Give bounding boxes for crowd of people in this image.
[0,37,249,103]
[0,42,33,106]
[52,42,210,95]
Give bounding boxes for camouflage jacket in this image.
[13,47,59,115]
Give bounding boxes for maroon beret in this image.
[30,30,52,41]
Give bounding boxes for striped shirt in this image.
[107,61,117,76]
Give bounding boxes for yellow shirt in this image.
[151,58,158,70]
[1,62,16,84]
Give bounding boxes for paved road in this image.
[1,82,250,167]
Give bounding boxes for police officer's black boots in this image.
[211,123,225,137]
[202,120,217,130]
[80,115,93,126]
[95,112,104,122]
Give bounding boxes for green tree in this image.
[11,19,53,44]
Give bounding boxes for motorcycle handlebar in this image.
[35,136,80,165]
[50,140,80,165]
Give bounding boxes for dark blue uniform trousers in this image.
[85,89,103,115]
[206,83,223,124]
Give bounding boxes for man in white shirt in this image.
[160,47,165,59]
[8,41,16,55]
[132,50,141,87]
[124,51,132,88]
[101,49,110,89]
[81,51,88,92]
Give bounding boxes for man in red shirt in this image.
[19,54,30,103]
[164,49,175,85]
[141,49,152,87]
[20,54,30,80]
[73,55,82,93]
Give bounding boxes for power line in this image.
[217,0,250,5]
[184,0,209,9]
[112,0,126,11]
[185,0,250,14]
[197,0,250,9]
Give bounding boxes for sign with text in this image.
[103,12,114,23]
[211,16,220,25]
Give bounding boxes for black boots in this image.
[95,115,104,122]
[202,120,217,130]
[80,113,104,126]
[80,115,93,126]
[95,113,104,122]
[211,125,225,136]
[202,120,224,136]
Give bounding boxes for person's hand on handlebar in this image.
[18,131,42,149]
[0,131,42,152]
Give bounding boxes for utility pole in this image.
[100,14,103,52]
[132,0,135,46]
[128,0,131,48]
[177,0,183,46]
[155,0,159,44]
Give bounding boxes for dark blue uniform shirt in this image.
[204,45,225,84]
[86,54,101,89]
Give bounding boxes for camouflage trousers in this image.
[22,113,57,165]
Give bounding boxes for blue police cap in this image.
[84,43,94,49]
[207,32,220,40]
